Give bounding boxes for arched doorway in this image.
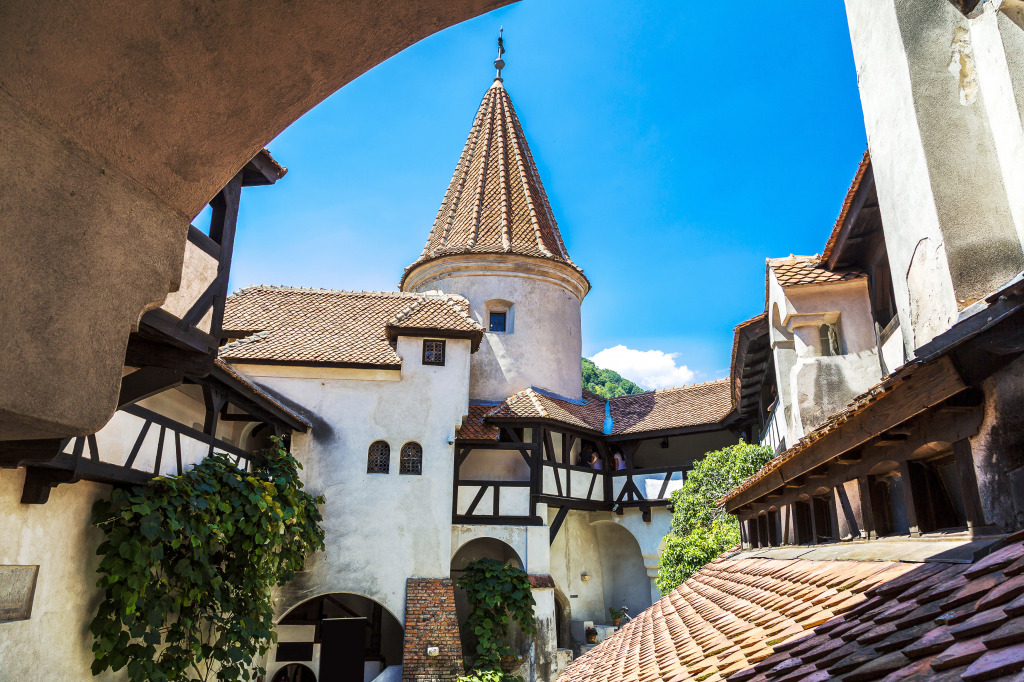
[553,587,572,649]
[592,522,651,618]
[268,593,403,682]
[271,664,316,682]
[450,538,526,668]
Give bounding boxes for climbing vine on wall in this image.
[89,439,325,682]
[457,558,536,678]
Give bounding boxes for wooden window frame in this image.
[489,311,507,333]
[422,339,446,366]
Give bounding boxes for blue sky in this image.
[226,1,866,389]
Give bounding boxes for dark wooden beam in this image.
[549,506,569,545]
[826,167,875,270]
[725,356,967,512]
[125,336,215,376]
[0,438,65,468]
[117,366,184,409]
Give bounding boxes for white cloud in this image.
[589,345,695,391]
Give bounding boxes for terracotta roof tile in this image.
[821,149,871,266]
[610,380,733,435]
[768,255,868,288]
[558,539,1024,682]
[474,381,732,438]
[456,404,501,441]
[220,286,482,368]
[401,81,587,290]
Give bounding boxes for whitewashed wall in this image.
[233,335,473,623]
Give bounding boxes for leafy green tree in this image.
[582,357,645,399]
[656,442,773,594]
[89,439,325,681]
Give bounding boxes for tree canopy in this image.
[582,357,645,399]
[656,442,773,594]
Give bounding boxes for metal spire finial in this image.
[494,27,505,81]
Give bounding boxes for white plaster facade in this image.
[403,255,588,402]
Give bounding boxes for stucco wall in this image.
[845,0,1024,349]
[767,273,883,441]
[547,508,665,627]
[404,255,586,402]
[233,335,473,623]
[0,472,122,681]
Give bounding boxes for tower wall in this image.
[404,254,586,402]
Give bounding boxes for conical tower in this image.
[402,36,590,401]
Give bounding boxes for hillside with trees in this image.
[582,357,645,399]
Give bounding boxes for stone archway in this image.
[450,537,527,668]
[268,592,404,682]
[1,0,514,441]
[591,521,652,619]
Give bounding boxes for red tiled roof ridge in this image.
[231,284,465,300]
[386,294,483,332]
[822,149,871,265]
[607,377,729,402]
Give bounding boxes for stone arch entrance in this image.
[591,521,652,618]
[450,537,527,668]
[268,592,404,682]
[553,586,572,649]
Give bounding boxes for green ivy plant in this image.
[457,558,536,678]
[89,438,325,681]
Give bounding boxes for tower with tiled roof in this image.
[401,39,590,402]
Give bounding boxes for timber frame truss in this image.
[5,361,308,504]
[454,421,729,544]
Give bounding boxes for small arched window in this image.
[367,440,390,474]
[400,442,423,475]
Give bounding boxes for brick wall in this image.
[402,578,465,682]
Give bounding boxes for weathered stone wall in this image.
[845,0,1024,349]
[402,578,464,682]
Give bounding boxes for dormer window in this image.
[489,311,507,333]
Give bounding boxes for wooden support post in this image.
[858,475,876,539]
[953,439,986,530]
[203,386,228,457]
[899,460,922,537]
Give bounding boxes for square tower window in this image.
[489,311,507,333]
[422,340,446,366]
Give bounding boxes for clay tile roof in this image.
[609,380,733,435]
[821,149,871,266]
[456,404,501,441]
[220,286,482,368]
[475,381,733,437]
[767,256,868,288]
[486,388,608,434]
[558,537,1024,682]
[400,80,588,290]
